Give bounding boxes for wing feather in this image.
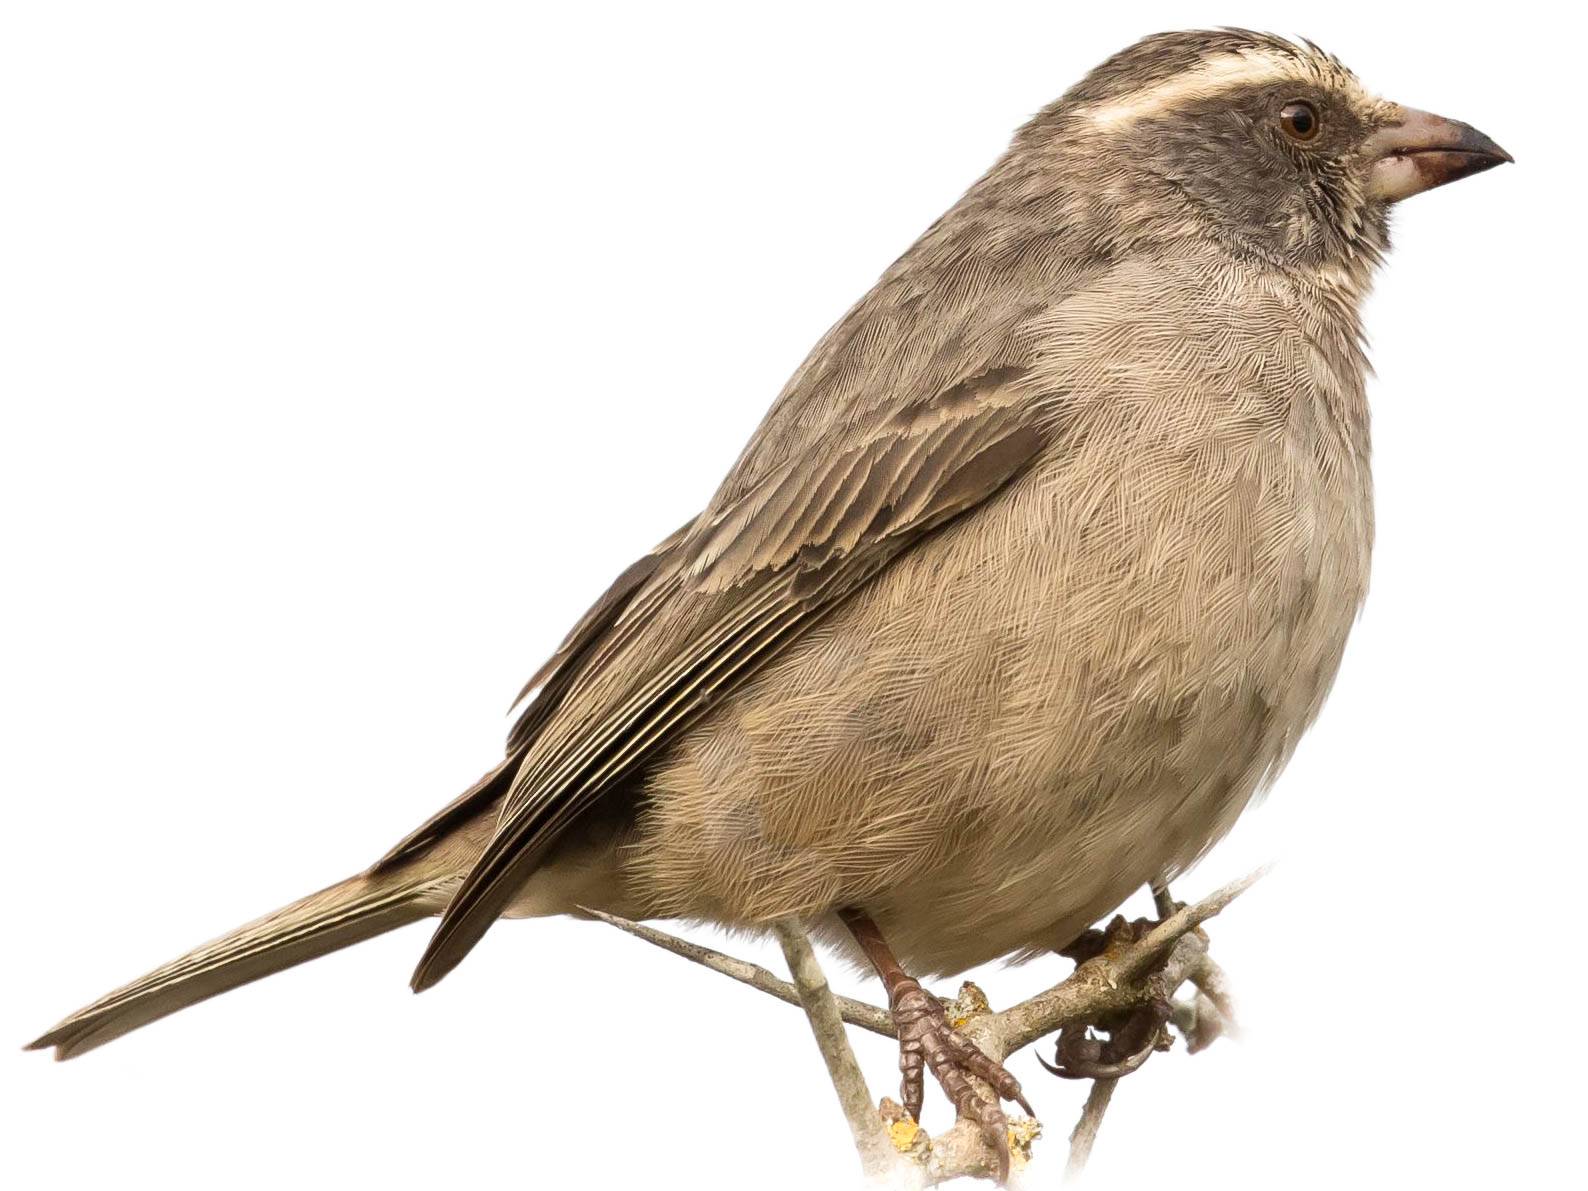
[410,365,1048,990]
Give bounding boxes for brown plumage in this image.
[31,27,1508,1095]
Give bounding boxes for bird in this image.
[28,27,1510,1175]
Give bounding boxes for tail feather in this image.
[26,871,441,1060]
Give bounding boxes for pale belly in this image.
[612,388,1371,975]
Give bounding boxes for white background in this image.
[2,3,1581,1188]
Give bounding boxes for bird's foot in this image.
[1036,995,1173,1079]
[1043,914,1175,1079]
[890,977,1034,1182]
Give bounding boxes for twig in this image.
[1114,867,1269,983]
[1153,879,1241,1040]
[1064,1079,1117,1183]
[582,907,895,1035]
[588,869,1265,1185]
[993,922,1209,1055]
[1190,955,1240,1036]
[1170,988,1225,1053]
[773,919,902,1183]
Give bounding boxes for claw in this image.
[944,1026,1036,1117]
[1038,997,1173,1080]
[840,909,1033,1182]
[887,977,1029,1182]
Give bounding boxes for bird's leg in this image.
[839,907,1034,1180]
[1149,879,1176,919]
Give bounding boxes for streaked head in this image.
[1018,30,1510,271]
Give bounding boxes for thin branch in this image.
[911,872,1262,1183]
[588,870,1261,1060]
[582,907,895,1035]
[1064,1079,1117,1183]
[773,919,902,1183]
[1154,882,1242,1042]
[993,925,1207,1056]
[1170,988,1226,1053]
[1190,955,1240,1037]
[587,869,1265,1186]
[1114,867,1269,983]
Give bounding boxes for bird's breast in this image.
[1025,252,1374,752]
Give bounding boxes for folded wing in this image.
[410,364,1050,990]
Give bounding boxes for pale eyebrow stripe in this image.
[1081,51,1302,129]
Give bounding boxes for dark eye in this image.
[1279,100,1319,142]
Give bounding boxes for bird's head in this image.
[1016,30,1510,275]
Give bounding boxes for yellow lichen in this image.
[1007,1116,1043,1169]
[889,1117,921,1152]
[947,980,993,1027]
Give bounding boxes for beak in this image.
[1365,105,1512,203]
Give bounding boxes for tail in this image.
[26,869,443,1060]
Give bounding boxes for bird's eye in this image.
[1279,100,1320,142]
